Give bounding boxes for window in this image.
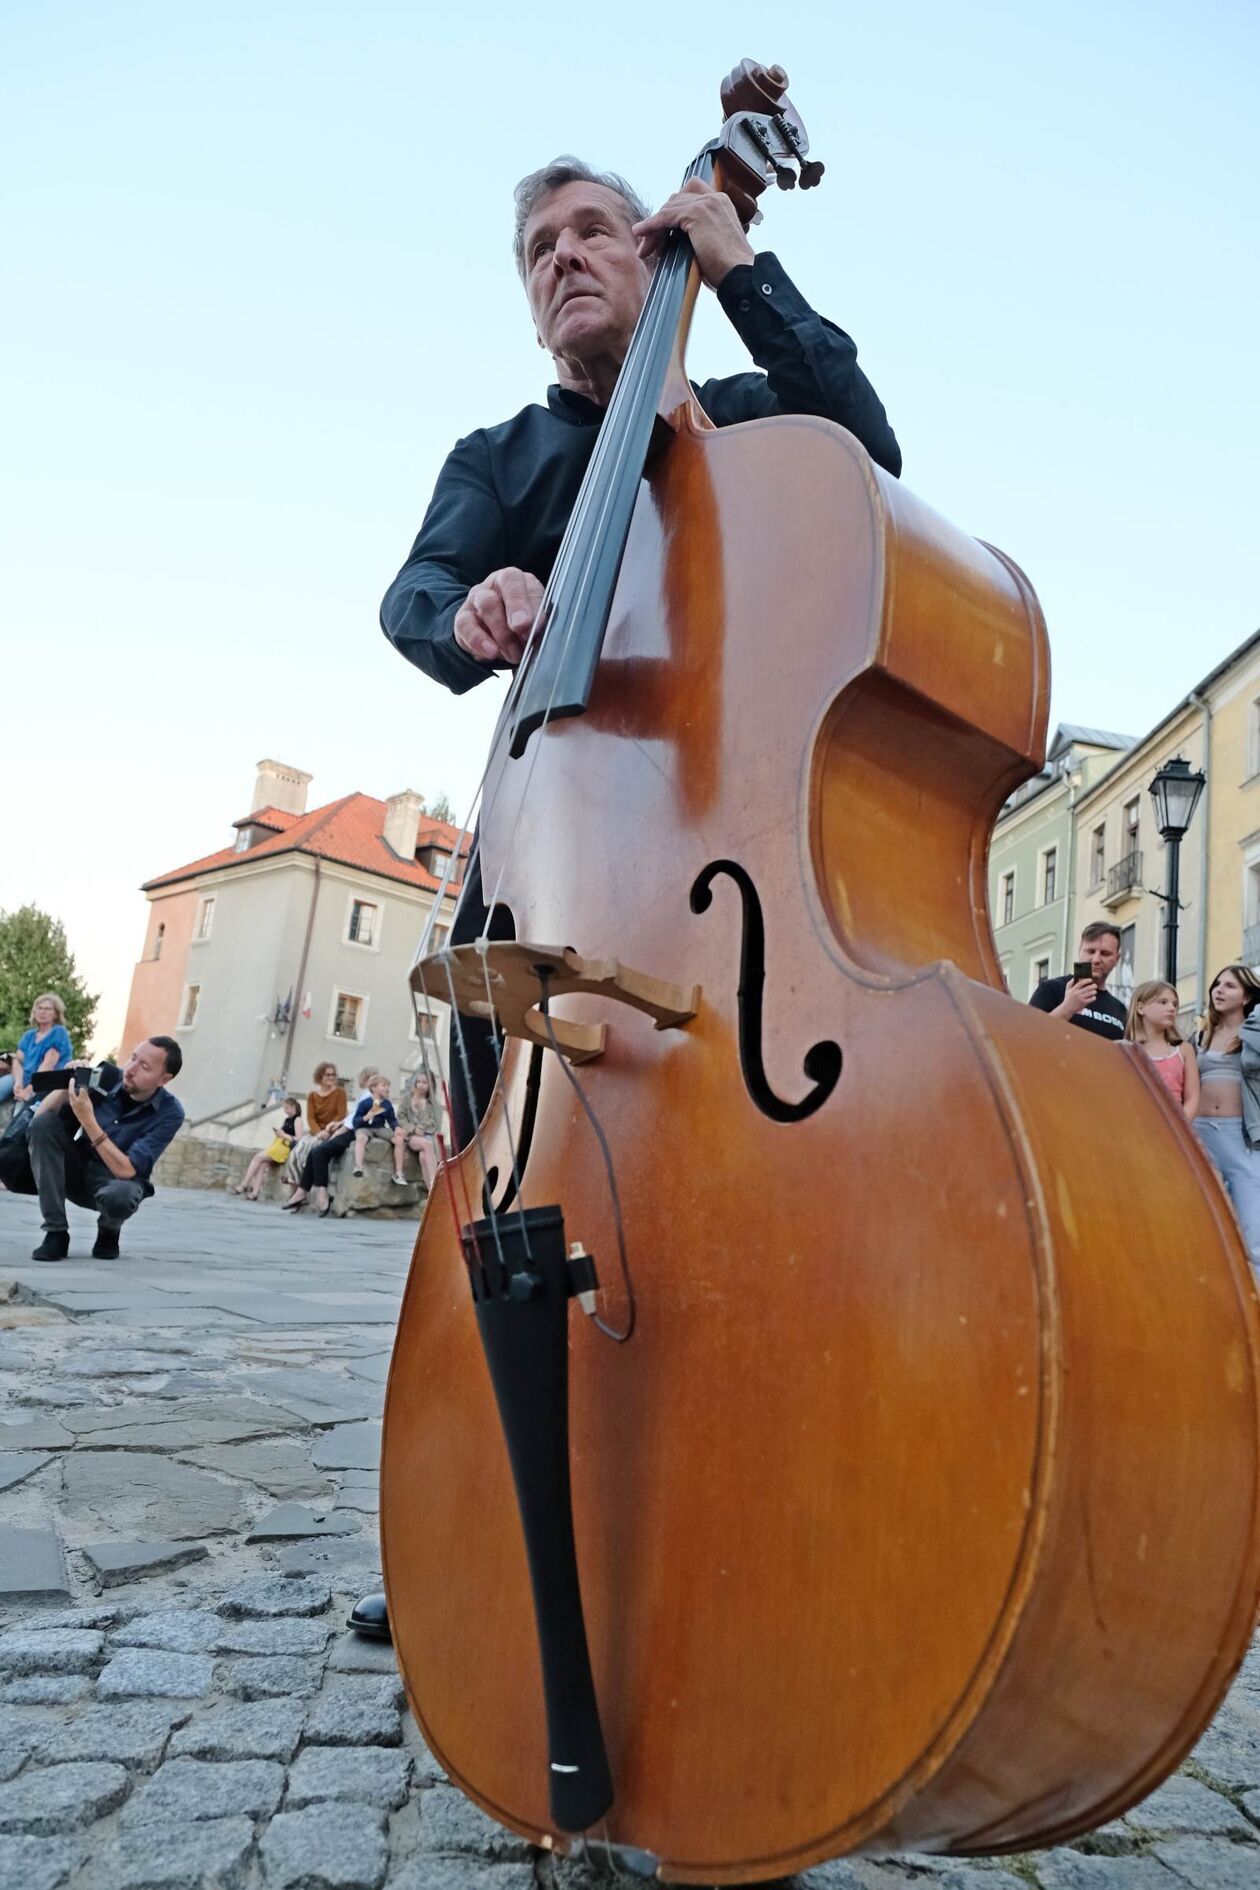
[153,922,165,961]
[195,895,215,941]
[330,991,365,1042]
[1090,825,1105,888]
[234,829,251,853]
[180,984,201,1028]
[1115,925,1137,1006]
[1243,861,1260,963]
[1250,698,1260,778]
[1000,871,1015,926]
[431,923,449,953]
[1123,798,1140,856]
[1042,848,1057,905]
[347,898,378,947]
[428,847,450,878]
[1033,957,1051,989]
[412,1009,439,1046]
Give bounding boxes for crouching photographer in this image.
[25,1037,185,1261]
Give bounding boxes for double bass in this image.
[381,63,1260,1883]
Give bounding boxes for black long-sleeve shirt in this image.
[381,252,900,695]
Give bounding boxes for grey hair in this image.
[512,155,649,279]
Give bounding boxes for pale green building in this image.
[988,725,1134,998]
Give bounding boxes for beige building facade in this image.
[988,725,1134,1000]
[123,760,463,1141]
[989,628,1260,1033]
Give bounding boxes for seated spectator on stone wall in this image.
[27,1037,185,1261]
[352,1076,397,1176]
[234,1095,302,1201]
[284,1062,348,1199]
[393,1072,442,1190]
[0,993,75,1106]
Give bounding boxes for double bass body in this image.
[381,410,1260,1880]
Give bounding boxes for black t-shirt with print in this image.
[1029,975,1127,1041]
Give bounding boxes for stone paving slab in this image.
[95,1813,256,1888]
[3,1184,1259,1888]
[83,1540,209,1584]
[0,1451,50,1492]
[0,1523,69,1601]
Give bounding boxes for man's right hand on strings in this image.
[453,567,544,666]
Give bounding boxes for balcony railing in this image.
[1103,850,1142,907]
[1243,922,1260,967]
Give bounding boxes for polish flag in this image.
[300,991,312,1019]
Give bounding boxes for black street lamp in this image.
[1148,756,1206,986]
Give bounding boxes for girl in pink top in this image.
[1125,981,1199,1119]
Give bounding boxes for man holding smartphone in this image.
[1029,922,1127,1041]
[26,1038,185,1262]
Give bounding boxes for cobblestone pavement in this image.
[1,1187,1257,1890]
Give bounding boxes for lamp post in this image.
[1148,756,1206,987]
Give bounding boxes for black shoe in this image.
[347,1592,391,1641]
[92,1226,121,1260]
[33,1231,70,1262]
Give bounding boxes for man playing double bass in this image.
[381,155,900,1144]
[350,158,902,1648]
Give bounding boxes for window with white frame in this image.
[411,1009,439,1046]
[430,922,449,953]
[1089,825,1105,888]
[1042,847,1057,906]
[1033,956,1051,991]
[234,829,251,853]
[1250,698,1260,778]
[1000,871,1015,926]
[1244,859,1260,962]
[330,991,366,1042]
[347,898,379,947]
[180,984,201,1028]
[1115,925,1137,1006]
[1123,798,1140,858]
[195,894,216,941]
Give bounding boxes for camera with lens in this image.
[32,1061,124,1101]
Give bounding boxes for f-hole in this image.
[481,1044,545,1217]
[690,859,842,1122]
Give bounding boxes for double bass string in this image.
[538,973,636,1343]
[479,150,713,930]
[413,150,711,1278]
[457,155,712,1278]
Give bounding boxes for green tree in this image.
[0,905,99,1061]
[428,791,454,824]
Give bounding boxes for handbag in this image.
[265,1135,292,1164]
[0,1102,37,1193]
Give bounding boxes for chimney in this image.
[252,759,312,817]
[383,789,424,860]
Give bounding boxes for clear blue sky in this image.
[4,0,1257,1052]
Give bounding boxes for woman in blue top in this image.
[2,993,74,1105]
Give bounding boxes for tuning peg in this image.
[798,159,825,189]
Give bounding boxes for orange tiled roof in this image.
[233,804,301,834]
[143,795,468,896]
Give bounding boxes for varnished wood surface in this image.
[381,415,1260,1882]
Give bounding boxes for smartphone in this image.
[1073,961,1094,984]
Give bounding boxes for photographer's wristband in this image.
[91,1132,107,1149]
